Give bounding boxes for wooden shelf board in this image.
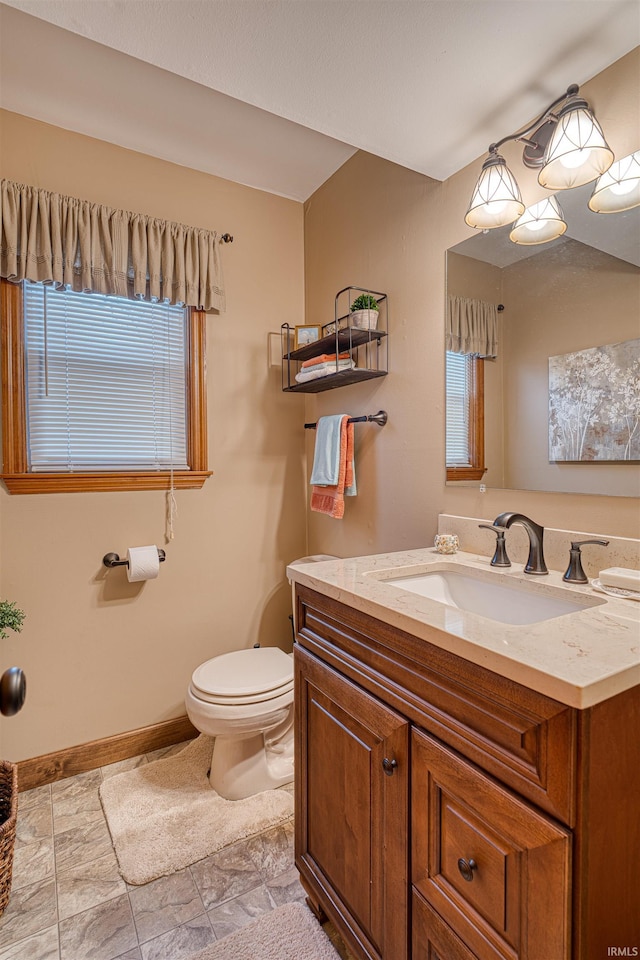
[282,370,387,394]
[284,327,387,363]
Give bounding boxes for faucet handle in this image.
[478,524,511,567]
[563,539,610,584]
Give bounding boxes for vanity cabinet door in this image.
[413,891,479,960]
[295,645,409,960]
[412,728,571,960]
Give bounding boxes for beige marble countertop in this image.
[287,550,640,709]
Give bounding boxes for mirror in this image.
[446,181,640,497]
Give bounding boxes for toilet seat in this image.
[190,647,294,706]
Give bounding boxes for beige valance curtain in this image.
[0,179,225,311]
[446,295,498,358]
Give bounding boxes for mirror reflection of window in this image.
[445,352,485,481]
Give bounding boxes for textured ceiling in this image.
[1,0,639,200]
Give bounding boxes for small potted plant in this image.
[349,293,379,330]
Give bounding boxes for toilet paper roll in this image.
[126,545,160,582]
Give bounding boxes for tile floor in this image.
[0,742,312,960]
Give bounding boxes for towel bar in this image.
[103,549,166,568]
[304,410,388,429]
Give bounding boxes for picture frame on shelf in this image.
[295,325,321,349]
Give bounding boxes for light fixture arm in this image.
[487,84,579,155]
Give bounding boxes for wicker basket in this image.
[0,760,18,917]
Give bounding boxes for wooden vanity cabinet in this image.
[294,584,640,960]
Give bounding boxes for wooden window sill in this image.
[446,467,487,482]
[1,471,212,495]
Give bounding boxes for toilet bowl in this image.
[185,646,294,801]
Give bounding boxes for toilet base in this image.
[209,722,294,801]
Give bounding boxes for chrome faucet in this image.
[492,512,548,575]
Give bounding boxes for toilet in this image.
[186,555,338,801]
[185,646,294,801]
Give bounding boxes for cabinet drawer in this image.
[412,728,571,960]
[296,585,576,824]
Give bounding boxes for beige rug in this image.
[99,735,293,885]
[189,902,340,960]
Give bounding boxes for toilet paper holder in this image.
[103,549,166,568]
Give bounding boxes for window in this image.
[1,280,210,493]
[445,351,486,481]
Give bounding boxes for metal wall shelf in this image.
[281,287,388,393]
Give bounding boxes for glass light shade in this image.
[509,196,567,245]
[588,151,640,213]
[539,99,613,190]
[465,154,525,229]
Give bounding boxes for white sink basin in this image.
[384,567,604,625]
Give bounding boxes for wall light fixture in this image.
[588,151,640,213]
[465,84,614,232]
[509,196,567,245]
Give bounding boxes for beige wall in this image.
[0,110,308,762]
[304,49,640,560]
[304,156,444,555]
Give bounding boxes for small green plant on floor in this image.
[0,600,25,640]
[350,293,379,312]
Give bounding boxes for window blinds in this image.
[24,284,188,472]
[446,351,472,467]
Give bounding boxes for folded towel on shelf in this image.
[310,416,356,519]
[301,353,351,369]
[295,359,355,383]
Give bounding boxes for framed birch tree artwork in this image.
[549,338,640,462]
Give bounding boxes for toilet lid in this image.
[191,647,293,704]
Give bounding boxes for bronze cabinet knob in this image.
[457,858,478,882]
